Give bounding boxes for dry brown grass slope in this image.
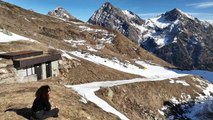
[61,58,140,84]
[0,79,118,120]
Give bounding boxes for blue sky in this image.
[4,0,213,23]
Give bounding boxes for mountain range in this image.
[88,2,213,71]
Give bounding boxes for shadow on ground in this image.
[5,107,32,119]
[163,101,194,120]
[162,100,213,120]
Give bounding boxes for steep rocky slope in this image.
[89,2,213,71]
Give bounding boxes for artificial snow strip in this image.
[66,76,187,120]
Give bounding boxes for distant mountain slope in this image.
[143,8,213,70]
[89,3,213,71]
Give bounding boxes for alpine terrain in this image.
[0,1,213,120]
[88,2,213,71]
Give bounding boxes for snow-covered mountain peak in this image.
[102,2,114,9]
[48,7,76,20]
[163,8,194,21]
[144,8,197,29]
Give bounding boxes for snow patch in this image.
[176,80,190,86]
[31,17,37,20]
[180,93,192,102]
[169,79,175,83]
[64,39,99,52]
[62,53,77,60]
[69,51,187,78]
[79,97,88,104]
[87,46,97,52]
[171,97,180,104]
[70,21,83,25]
[147,16,179,29]
[79,26,107,33]
[64,39,86,47]
[203,84,213,96]
[170,80,190,86]
[24,17,30,22]
[132,23,147,32]
[59,49,80,61]
[122,10,136,19]
[96,44,105,50]
[0,30,37,43]
[158,109,164,115]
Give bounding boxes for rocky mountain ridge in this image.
[88,2,144,44]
